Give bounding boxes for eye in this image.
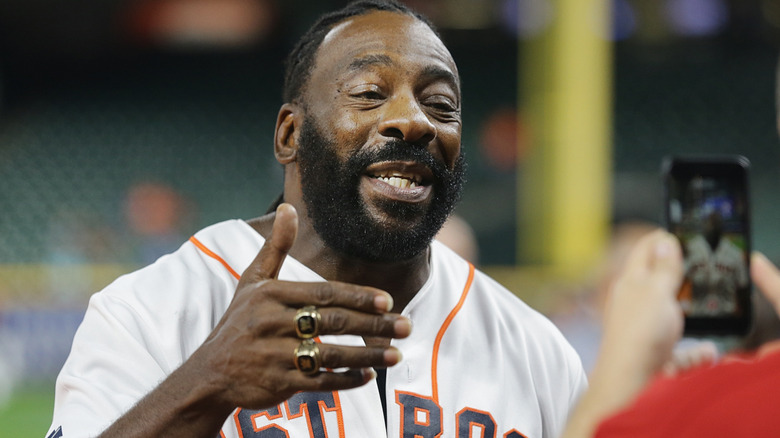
[355,90,385,100]
[348,84,385,101]
[423,96,460,117]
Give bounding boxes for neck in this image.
[247,212,430,313]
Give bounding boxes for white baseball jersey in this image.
[47,220,586,438]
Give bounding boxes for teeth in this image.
[373,171,421,188]
[377,176,417,189]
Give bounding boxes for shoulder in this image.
[474,268,579,358]
[88,220,262,353]
[430,241,582,362]
[427,242,587,418]
[104,220,259,301]
[51,220,264,434]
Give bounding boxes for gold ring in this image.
[294,305,321,339]
[293,339,321,375]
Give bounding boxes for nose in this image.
[378,94,437,145]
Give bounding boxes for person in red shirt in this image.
[562,230,780,438]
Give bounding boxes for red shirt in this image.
[595,345,780,437]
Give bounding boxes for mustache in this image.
[348,139,452,180]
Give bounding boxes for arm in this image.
[561,231,684,438]
[94,204,410,437]
[562,235,780,438]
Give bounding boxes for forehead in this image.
[311,11,459,88]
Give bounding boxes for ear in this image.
[274,103,300,165]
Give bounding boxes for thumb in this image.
[649,231,684,292]
[752,252,780,316]
[241,203,299,282]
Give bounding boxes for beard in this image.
[296,116,466,263]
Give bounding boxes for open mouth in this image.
[362,161,434,203]
[365,161,433,188]
[371,171,422,189]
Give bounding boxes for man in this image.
[683,211,748,315]
[561,233,780,438]
[560,53,780,438]
[46,1,586,437]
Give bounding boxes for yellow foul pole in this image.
[519,0,613,270]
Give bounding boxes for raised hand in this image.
[562,230,684,438]
[190,203,412,412]
[97,204,412,438]
[600,230,685,379]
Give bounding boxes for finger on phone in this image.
[649,232,684,290]
[751,252,780,315]
[624,230,679,276]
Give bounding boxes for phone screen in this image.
[664,156,752,336]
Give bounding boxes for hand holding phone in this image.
[663,155,752,336]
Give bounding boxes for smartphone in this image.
[663,155,752,336]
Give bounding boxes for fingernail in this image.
[384,348,403,366]
[394,317,412,338]
[375,293,393,312]
[753,251,769,265]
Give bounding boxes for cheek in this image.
[342,112,363,134]
[438,125,462,168]
[331,112,375,149]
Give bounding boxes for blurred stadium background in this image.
[1,0,779,435]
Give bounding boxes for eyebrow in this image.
[346,54,461,99]
[347,54,394,71]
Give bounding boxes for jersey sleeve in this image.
[46,238,238,437]
[568,354,589,407]
[46,292,172,437]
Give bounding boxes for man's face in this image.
[292,11,464,262]
[704,212,723,247]
[297,114,465,262]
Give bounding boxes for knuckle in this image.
[313,283,336,305]
[235,280,275,305]
[319,347,342,366]
[310,373,342,390]
[253,280,278,298]
[324,311,349,334]
[369,347,387,364]
[247,317,276,336]
[356,292,376,310]
[371,315,391,335]
[319,371,363,389]
[261,376,294,398]
[261,376,286,394]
